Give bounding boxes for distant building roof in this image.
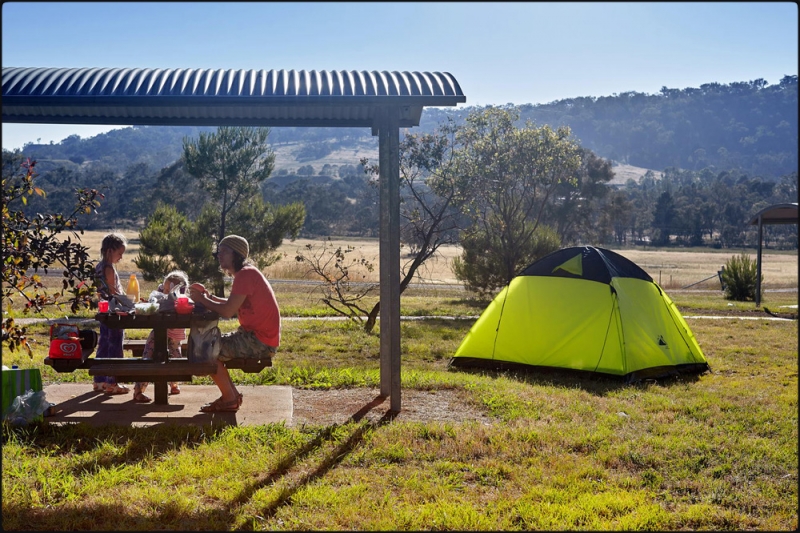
[748,203,798,225]
[2,67,466,128]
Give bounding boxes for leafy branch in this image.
[2,153,103,353]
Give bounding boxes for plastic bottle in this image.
[126,273,140,303]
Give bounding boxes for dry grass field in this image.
[80,230,797,291]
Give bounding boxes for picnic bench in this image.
[44,309,272,404]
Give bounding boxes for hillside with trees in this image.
[4,76,797,251]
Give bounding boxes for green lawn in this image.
[2,286,797,530]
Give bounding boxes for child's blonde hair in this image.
[163,270,189,289]
[100,233,127,261]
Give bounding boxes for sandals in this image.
[169,384,181,395]
[200,397,240,413]
[104,383,130,395]
[133,392,152,403]
[93,383,106,392]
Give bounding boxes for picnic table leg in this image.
[154,380,168,405]
[153,327,169,404]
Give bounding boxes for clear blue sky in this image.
[2,1,797,150]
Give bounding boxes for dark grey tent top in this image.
[748,203,798,225]
[2,67,466,128]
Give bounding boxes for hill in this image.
[9,75,796,182]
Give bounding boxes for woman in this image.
[189,235,280,413]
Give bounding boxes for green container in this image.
[2,368,43,418]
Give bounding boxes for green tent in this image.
[450,246,709,381]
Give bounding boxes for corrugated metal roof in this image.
[748,203,798,225]
[2,67,466,128]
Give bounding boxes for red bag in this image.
[48,324,82,359]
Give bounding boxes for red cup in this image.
[98,300,109,313]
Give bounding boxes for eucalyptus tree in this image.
[452,107,582,294]
[296,119,468,332]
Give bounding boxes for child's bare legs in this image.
[133,331,156,402]
[168,337,182,394]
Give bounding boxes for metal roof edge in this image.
[748,202,799,225]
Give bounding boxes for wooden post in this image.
[377,107,401,412]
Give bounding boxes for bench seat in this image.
[223,357,273,372]
[45,354,272,376]
[89,360,218,382]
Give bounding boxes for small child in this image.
[93,233,130,395]
[132,270,189,403]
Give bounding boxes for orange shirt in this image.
[230,265,281,347]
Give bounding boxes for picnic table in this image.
[44,308,272,404]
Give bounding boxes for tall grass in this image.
[2,289,797,530]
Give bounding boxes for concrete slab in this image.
[41,384,293,427]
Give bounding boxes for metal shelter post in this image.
[376,107,401,412]
[755,215,763,307]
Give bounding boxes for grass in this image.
[2,285,798,530]
[37,230,800,288]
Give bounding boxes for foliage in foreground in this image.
[1,313,797,530]
[2,153,101,354]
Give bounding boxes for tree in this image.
[547,147,614,244]
[135,199,305,295]
[2,151,102,353]
[170,126,302,294]
[297,120,469,332]
[360,120,469,331]
[651,191,676,246]
[182,126,276,241]
[453,107,581,293]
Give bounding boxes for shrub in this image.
[453,224,561,297]
[721,253,762,301]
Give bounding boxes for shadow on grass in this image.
[2,395,398,530]
[450,364,708,396]
[230,395,396,528]
[448,297,492,309]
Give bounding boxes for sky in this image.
[2,1,797,150]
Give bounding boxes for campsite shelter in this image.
[748,203,798,306]
[2,67,467,412]
[450,246,710,382]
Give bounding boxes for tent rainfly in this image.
[450,246,710,382]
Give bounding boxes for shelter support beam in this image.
[376,107,401,412]
[755,215,763,307]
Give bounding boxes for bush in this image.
[453,225,561,297]
[721,253,762,301]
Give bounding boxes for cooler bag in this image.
[48,323,82,359]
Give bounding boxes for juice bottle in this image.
[126,273,140,303]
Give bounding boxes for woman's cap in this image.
[218,235,249,259]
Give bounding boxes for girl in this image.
[132,270,190,403]
[93,232,130,395]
